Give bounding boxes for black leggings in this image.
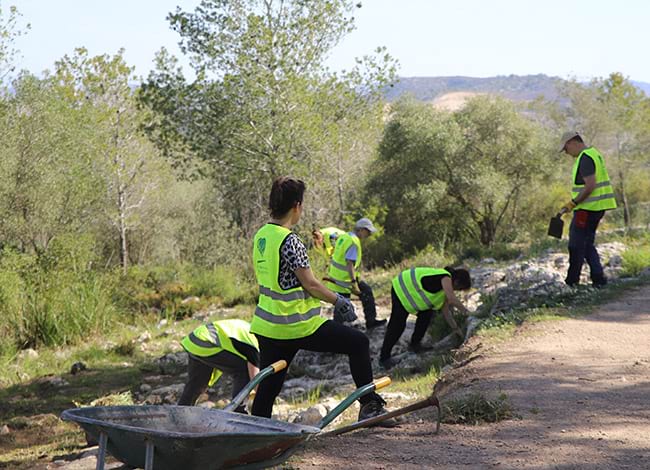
[178,351,249,406]
[380,287,434,361]
[252,320,374,418]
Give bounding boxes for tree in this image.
[55,48,172,272]
[140,0,396,236]
[0,3,29,82]
[559,73,650,229]
[368,95,552,255]
[0,72,103,253]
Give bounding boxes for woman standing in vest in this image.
[251,177,393,423]
[379,267,472,370]
[558,131,617,287]
[178,318,260,412]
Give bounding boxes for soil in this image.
[295,285,650,470]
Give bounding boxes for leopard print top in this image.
[278,233,310,290]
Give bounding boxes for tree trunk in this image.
[478,218,496,246]
[618,168,631,231]
[118,189,128,274]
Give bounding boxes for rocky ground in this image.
[3,241,648,469]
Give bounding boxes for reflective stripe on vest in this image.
[326,232,362,294]
[392,268,449,314]
[571,148,617,211]
[254,305,321,325]
[251,224,325,340]
[181,319,256,360]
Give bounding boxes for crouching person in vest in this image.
[558,131,617,287]
[178,319,260,413]
[325,218,386,329]
[311,226,344,257]
[379,267,472,370]
[251,177,395,425]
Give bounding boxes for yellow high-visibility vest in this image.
[180,319,258,386]
[251,224,325,339]
[326,232,361,294]
[321,226,344,257]
[571,147,617,211]
[392,268,449,314]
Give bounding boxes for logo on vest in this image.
[258,238,266,255]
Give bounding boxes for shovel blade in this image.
[547,215,564,239]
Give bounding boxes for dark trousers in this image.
[336,280,377,324]
[251,320,375,418]
[380,288,434,361]
[178,351,249,406]
[566,210,606,286]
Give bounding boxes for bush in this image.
[622,246,650,276]
[0,244,120,350]
[118,263,257,319]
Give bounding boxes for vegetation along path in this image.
[297,284,650,469]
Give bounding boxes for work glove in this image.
[559,199,577,215]
[334,293,357,323]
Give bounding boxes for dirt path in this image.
[296,285,650,470]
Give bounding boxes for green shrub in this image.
[622,246,650,276]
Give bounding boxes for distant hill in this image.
[385,74,650,103]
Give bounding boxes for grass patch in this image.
[622,245,650,276]
[442,392,514,424]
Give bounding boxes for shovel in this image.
[547,212,564,239]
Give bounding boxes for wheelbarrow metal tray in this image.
[61,405,319,469]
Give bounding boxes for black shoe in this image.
[592,277,608,289]
[366,319,387,329]
[358,395,398,427]
[408,343,435,354]
[379,356,398,370]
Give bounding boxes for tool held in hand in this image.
[547,212,564,239]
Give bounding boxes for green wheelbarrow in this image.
[61,360,441,470]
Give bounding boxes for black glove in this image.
[334,293,357,323]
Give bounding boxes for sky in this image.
[10,0,650,82]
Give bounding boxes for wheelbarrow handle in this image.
[224,360,287,412]
[322,394,441,437]
[317,376,391,429]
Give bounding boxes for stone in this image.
[0,424,10,435]
[482,257,496,264]
[155,352,188,375]
[639,267,650,278]
[182,296,201,305]
[607,254,623,267]
[292,404,328,425]
[140,383,152,394]
[137,332,152,343]
[157,319,168,328]
[18,348,38,360]
[197,401,215,409]
[70,362,87,375]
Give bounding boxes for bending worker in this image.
[558,131,617,287]
[379,266,472,369]
[250,177,394,424]
[178,318,259,412]
[325,218,386,329]
[312,226,344,257]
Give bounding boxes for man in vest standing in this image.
[326,218,387,329]
[558,131,617,287]
[178,318,260,412]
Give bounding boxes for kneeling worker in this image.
[326,218,386,329]
[379,266,472,369]
[312,226,344,257]
[178,318,259,412]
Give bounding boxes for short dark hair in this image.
[269,177,305,218]
[444,266,472,290]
